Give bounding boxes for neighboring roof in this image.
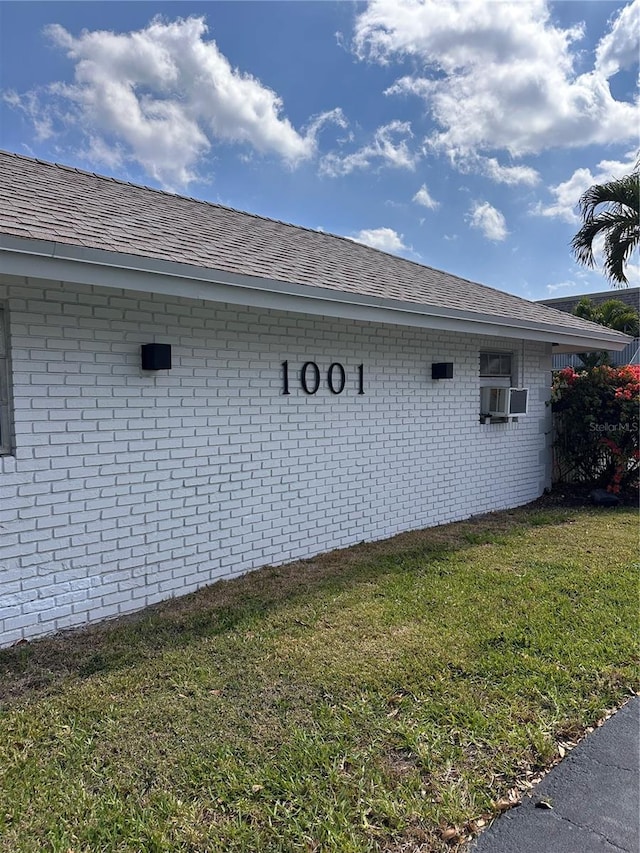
[0,150,631,352]
[539,288,640,315]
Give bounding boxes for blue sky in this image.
[1,0,638,301]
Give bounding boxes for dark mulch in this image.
[533,482,639,508]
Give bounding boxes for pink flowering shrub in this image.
[551,365,639,493]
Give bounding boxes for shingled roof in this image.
[0,150,631,350]
[539,288,640,316]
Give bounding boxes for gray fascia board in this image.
[0,234,631,351]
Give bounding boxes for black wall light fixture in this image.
[432,362,453,380]
[141,343,172,371]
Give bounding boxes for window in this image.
[0,306,12,455]
[480,351,512,378]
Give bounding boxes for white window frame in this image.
[0,305,12,455]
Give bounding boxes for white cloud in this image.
[9,16,340,188]
[304,108,349,146]
[413,183,439,209]
[595,0,640,78]
[480,158,540,187]
[354,0,639,159]
[3,90,55,141]
[351,227,410,254]
[534,168,595,225]
[443,152,540,185]
[534,153,638,223]
[468,202,508,242]
[385,76,432,100]
[320,120,418,176]
[545,280,583,295]
[79,135,127,171]
[624,261,640,286]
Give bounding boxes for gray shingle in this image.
[0,150,628,338]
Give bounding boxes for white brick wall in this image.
[0,276,552,646]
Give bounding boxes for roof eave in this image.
[0,234,632,352]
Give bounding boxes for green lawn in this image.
[1,506,638,852]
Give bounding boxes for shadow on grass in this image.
[0,506,579,703]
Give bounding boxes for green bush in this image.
[551,365,640,493]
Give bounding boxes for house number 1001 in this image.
[282,361,364,395]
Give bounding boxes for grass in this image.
[0,505,638,852]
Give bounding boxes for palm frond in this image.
[577,173,640,220]
[571,216,612,268]
[571,168,640,286]
[603,220,639,286]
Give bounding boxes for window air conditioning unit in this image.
[481,387,529,417]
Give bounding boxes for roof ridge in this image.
[3,148,199,202]
[540,288,639,302]
[1,149,389,256]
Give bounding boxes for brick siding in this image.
[0,276,552,645]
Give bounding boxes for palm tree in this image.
[597,298,640,336]
[573,296,639,336]
[571,166,639,287]
[572,295,639,368]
